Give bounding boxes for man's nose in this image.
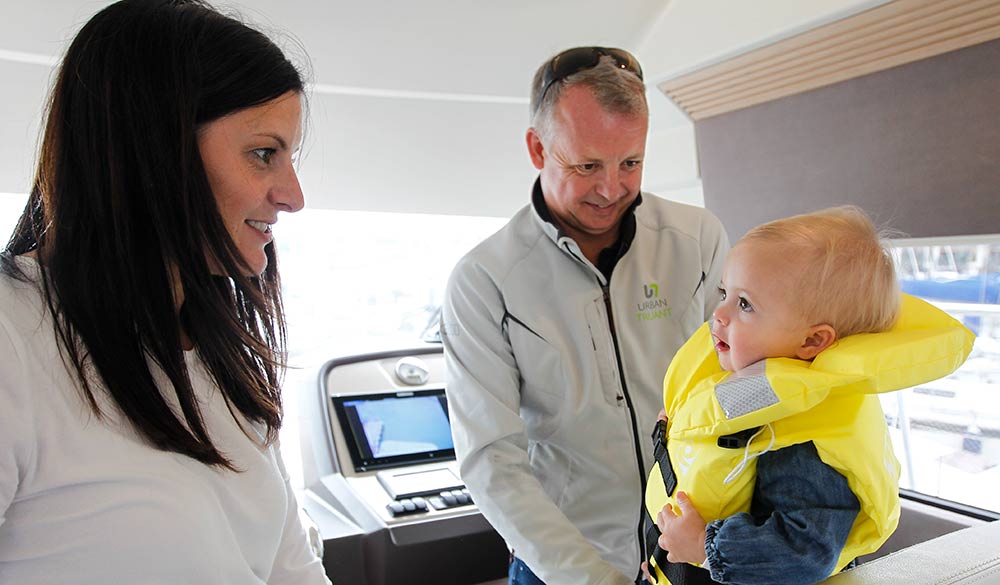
[595,166,626,201]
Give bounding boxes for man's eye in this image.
[623,160,641,169]
[738,297,753,312]
[578,163,597,172]
[253,148,275,165]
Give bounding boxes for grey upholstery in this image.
[823,521,1000,584]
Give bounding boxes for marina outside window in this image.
[884,237,1000,515]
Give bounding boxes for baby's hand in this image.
[656,409,668,424]
[656,491,708,565]
[640,561,655,584]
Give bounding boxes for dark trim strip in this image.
[900,489,1000,522]
[502,311,547,343]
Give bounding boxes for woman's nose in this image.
[272,164,305,213]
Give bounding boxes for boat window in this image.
[0,192,25,238]
[0,193,506,490]
[274,208,507,487]
[885,237,1000,516]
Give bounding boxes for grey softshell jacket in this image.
[442,191,729,585]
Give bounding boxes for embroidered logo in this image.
[636,282,671,321]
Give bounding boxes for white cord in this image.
[723,423,775,485]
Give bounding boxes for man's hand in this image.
[656,491,708,565]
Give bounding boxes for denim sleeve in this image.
[703,441,860,585]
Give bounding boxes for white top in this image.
[0,258,330,585]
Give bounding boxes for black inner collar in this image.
[531,178,641,281]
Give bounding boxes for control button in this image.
[449,489,464,498]
[387,501,405,516]
[441,492,458,506]
[402,500,416,512]
[412,497,428,511]
[428,496,447,510]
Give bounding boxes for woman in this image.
[0,1,329,583]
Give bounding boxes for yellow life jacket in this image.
[644,294,974,584]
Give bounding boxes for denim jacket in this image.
[704,441,859,585]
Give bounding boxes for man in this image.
[441,47,729,585]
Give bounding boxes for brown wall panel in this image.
[698,38,1000,241]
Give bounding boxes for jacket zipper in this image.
[603,283,648,573]
[562,239,649,571]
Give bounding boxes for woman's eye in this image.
[252,148,276,165]
[738,297,753,312]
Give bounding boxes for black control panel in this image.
[385,488,474,517]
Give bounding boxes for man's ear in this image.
[795,324,837,360]
[526,127,545,170]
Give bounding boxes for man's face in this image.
[527,85,647,256]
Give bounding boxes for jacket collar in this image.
[530,177,643,244]
[529,177,641,278]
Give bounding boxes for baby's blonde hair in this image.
[739,205,900,337]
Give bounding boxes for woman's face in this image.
[197,91,304,275]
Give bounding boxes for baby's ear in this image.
[796,324,837,360]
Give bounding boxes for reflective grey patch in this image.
[715,374,779,419]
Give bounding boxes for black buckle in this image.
[717,426,761,449]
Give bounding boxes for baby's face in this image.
[711,241,815,372]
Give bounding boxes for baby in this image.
[643,206,973,585]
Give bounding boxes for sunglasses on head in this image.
[535,47,644,112]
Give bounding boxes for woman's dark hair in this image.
[1,0,305,468]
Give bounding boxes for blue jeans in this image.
[509,556,646,585]
[508,557,545,585]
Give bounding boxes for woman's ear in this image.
[796,324,837,360]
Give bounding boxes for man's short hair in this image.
[530,54,648,140]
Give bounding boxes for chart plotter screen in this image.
[331,389,455,471]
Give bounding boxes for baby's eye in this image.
[738,297,754,312]
[717,286,727,300]
[252,148,275,165]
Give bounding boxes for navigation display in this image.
[331,389,455,471]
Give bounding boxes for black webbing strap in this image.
[645,421,718,584]
[660,560,717,585]
[644,520,717,585]
[651,419,677,497]
[644,516,669,577]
